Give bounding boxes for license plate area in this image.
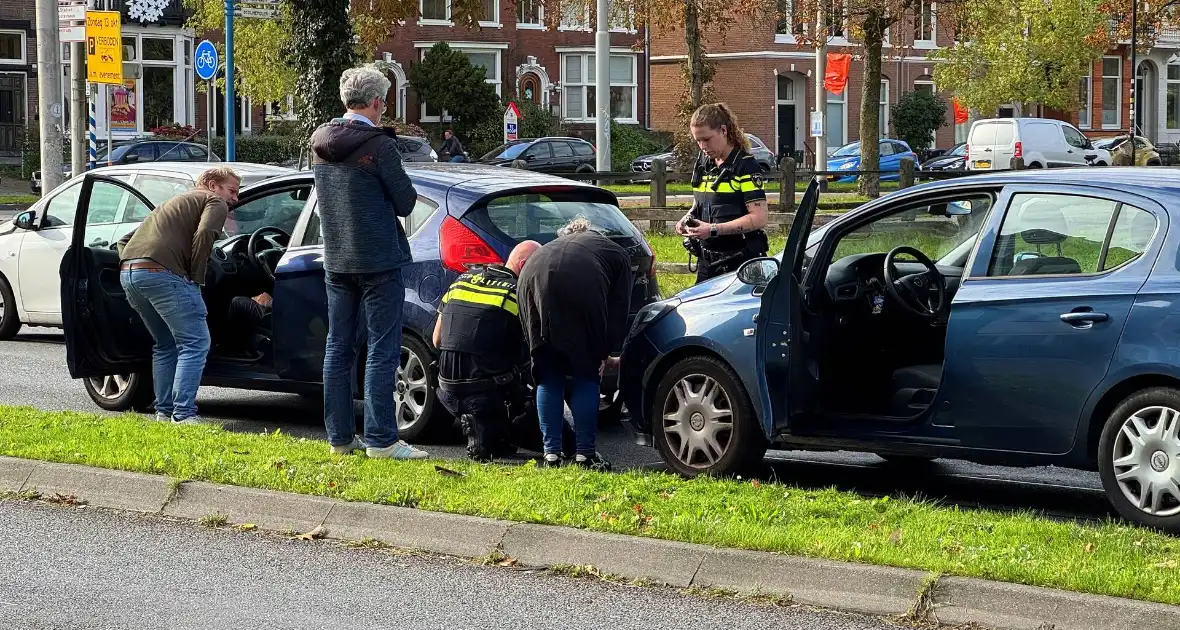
[974,160,992,169]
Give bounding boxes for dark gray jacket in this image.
[311,118,416,274]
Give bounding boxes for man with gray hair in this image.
[310,64,428,460]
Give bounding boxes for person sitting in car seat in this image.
[222,293,272,356]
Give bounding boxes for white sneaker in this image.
[172,416,201,425]
[155,412,171,422]
[329,437,367,455]
[366,440,429,460]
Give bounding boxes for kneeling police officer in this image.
[676,103,771,283]
[432,241,541,461]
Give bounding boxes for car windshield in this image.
[95,144,134,161]
[471,192,635,244]
[482,142,531,161]
[949,144,968,157]
[832,142,861,157]
[1093,137,1123,150]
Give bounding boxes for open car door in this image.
[754,179,820,432]
[61,175,155,378]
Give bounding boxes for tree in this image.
[182,0,299,104]
[932,0,1108,116]
[409,43,501,136]
[891,90,946,154]
[285,0,360,135]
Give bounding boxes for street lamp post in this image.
[1130,0,1138,165]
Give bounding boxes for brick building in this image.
[1,0,36,159]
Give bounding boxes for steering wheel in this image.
[882,246,947,319]
[247,226,290,280]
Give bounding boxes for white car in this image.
[0,162,293,339]
[966,118,1111,171]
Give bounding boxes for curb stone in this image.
[2,456,1179,630]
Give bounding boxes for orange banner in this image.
[823,53,851,94]
[953,99,969,124]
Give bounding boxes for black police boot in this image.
[460,414,494,462]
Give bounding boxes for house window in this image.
[776,0,805,36]
[480,0,499,25]
[826,88,845,147]
[561,53,638,123]
[1079,69,1092,129]
[0,31,25,64]
[420,0,450,23]
[1167,64,1180,130]
[559,3,589,30]
[825,0,846,38]
[109,34,193,136]
[914,0,934,44]
[880,80,889,136]
[1102,56,1121,129]
[420,47,502,122]
[266,96,297,121]
[517,0,542,26]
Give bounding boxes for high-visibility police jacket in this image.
[690,147,768,253]
[436,264,524,378]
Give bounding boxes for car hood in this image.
[670,272,736,302]
[827,155,860,169]
[635,152,675,163]
[921,155,964,168]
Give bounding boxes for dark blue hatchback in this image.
[621,169,1180,532]
[61,164,658,440]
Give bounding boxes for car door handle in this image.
[89,239,109,247]
[1060,311,1108,325]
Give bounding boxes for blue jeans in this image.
[323,269,405,449]
[536,366,599,457]
[120,269,210,420]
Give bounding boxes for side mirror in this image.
[123,152,139,163]
[736,257,780,286]
[524,154,535,162]
[13,210,36,231]
[945,201,973,216]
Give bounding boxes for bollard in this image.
[778,157,796,212]
[1010,156,1026,170]
[650,158,667,208]
[899,157,915,189]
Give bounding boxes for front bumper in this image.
[619,333,659,440]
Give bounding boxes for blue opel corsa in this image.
[621,169,1180,532]
[60,164,657,441]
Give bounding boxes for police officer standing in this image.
[675,103,770,283]
[432,241,541,461]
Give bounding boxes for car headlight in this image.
[628,298,680,340]
[839,161,856,170]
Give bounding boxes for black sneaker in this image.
[540,453,562,468]
[574,453,612,472]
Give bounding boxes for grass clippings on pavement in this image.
[2,406,1180,607]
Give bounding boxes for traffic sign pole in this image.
[224,0,236,161]
[194,41,218,162]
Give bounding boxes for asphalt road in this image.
[0,500,907,630]
[0,327,1114,521]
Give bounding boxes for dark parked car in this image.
[31,141,220,194]
[919,142,967,171]
[622,168,1177,532]
[398,136,439,162]
[61,163,658,440]
[630,134,775,179]
[479,138,597,173]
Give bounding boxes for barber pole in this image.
[88,86,97,170]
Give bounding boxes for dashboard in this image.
[824,253,964,307]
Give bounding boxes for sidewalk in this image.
[3,455,1177,630]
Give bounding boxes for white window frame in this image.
[1079,67,1093,130]
[0,30,26,65]
[559,52,639,124]
[419,0,453,26]
[558,4,635,32]
[266,95,298,122]
[479,0,501,28]
[1102,55,1122,130]
[139,35,187,133]
[879,79,890,137]
[914,0,936,47]
[516,0,544,29]
[1167,63,1180,130]
[418,44,504,122]
[775,0,806,43]
[825,0,851,44]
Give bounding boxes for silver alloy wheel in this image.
[1112,405,1180,517]
[395,346,429,430]
[662,374,734,468]
[88,374,132,401]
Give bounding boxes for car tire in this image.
[575,164,595,174]
[1097,387,1180,534]
[83,372,155,413]
[1148,159,1162,166]
[0,275,21,341]
[652,355,767,477]
[394,334,451,443]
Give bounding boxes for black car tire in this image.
[575,164,595,174]
[0,275,21,341]
[394,334,452,443]
[1098,387,1180,534]
[652,355,767,477]
[83,372,155,412]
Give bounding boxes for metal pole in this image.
[594,0,610,171]
[106,85,113,166]
[71,40,88,175]
[225,0,236,161]
[35,0,65,193]
[89,84,97,169]
[1130,0,1138,165]
[814,2,827,180]
[207,80,213,161]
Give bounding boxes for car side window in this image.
[879,142,895,156]
[42,181,82,228]
[133,144,159,161]
[184,145,208,160]
[831,195,994,264]
[401,197,439,237]
[525,143,551,160]
[43,177,132,228]
[1062,126,1088,149]
[986,193,1152,277]
[126,174,193,222]
[573,142,594,157]
[552,142,574,158]
[226,186,313,237]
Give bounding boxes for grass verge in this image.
[2,407,1180,606]
[0,194,37,205]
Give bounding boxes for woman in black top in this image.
[675,103,770,283]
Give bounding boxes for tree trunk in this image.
[685,0,705,110]
[858,14,884,199]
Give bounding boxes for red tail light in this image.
[1014,141,1023,159]
[440,216,502,273]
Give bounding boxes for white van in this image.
[966,118,1110,171]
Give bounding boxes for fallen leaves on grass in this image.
[434,465,464,478]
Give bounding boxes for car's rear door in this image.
[549,141,577,172]
[755,180,819,432]
[61,175,156,378]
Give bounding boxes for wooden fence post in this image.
[648,158,668,233]
[899,158,915,189]
[778,157,796,212]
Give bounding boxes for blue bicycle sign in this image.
[195,40,218,81]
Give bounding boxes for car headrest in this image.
[1016,200,1069,245]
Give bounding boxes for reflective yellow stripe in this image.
[738,181,762,192]
[442,287,519,316]
[452,279,513,296]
